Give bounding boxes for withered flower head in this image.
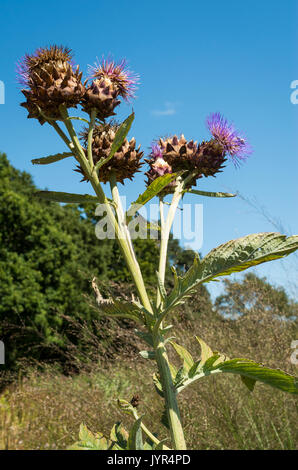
[17,45,85,124]
[76,122,143,184]
[82,58,139,119]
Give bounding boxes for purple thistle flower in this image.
[206,112,252,166]
[88,57,139,100]
[150,142,164,159]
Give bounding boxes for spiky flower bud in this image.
[145,113,251,194]
[82,59,139,119]
[195,139,227,177]
[17,45,85,124]
[145,136,203,194]
[76,122,143,184]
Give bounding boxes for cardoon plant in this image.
[18,45,298,450]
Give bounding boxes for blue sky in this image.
[0,0,297,300]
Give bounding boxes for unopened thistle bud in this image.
[145,136,202,194]
[76,122,143,184]
[145,143,175,195]
[17,45,85,124]
[82,58,139,119]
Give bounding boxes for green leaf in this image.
[241,375,256,392]
[156,271,167,302]
[176,347,298,396]
[165,233,298,313]
[94,112,134,172]
[110,422,128,449]
[127,417,144,450]
[69,423,116,450]
[139,350,156,360]
[31,152,73,165]
[152,373,164,397]
[174,365,187,388]
[185,189,236,198]
[154,439,169,450]
[195,336,213,366]
[33,191,98,204]
[96,298,144,323]
[217,359,298,394]
[170,341,194,372]
[134,330,154,347]
[126,173,180,221]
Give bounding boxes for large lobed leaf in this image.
[165,232,298,312]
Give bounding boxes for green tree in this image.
[215,273,298,320]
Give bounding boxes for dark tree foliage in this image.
[0,154,211,367]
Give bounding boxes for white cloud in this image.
[151,101,177,116]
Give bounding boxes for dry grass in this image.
[1,301,297,450]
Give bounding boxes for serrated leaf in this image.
[153,373,164,397]
[31,152,73,165]
[195,336,213,366]
[165,233,298,313]
[170,341,194,371]
[202,354,223,373]
[176,347,298,396]
[139,350,155,360]
[185,189,236,198]
[168,361,178,381]
[94,113,134,172]
[33,191,98,204]
[217,359,298,394]
[126,173,180,221]
[241,375,256,392]
[110,422,128,449]
[174,365,187,388]
[71,424,115,450]
[127,416,144,450]
[134,330,154,347]
[96,298,143,323]
[156,271,167,301]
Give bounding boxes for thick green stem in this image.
[109,174,153,314]
[153,335,187,450]
[87,109,97,169]
[156,180,184,309]
[153,179,187,449]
